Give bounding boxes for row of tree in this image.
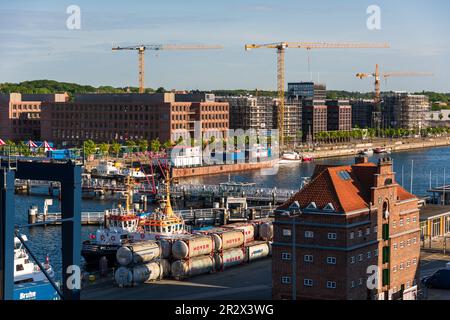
[314,127,450,143]
[82,139,174,157]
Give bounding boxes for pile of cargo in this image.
[114,241,170,287]
[113,219,274,286]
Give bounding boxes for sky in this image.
[1,0,449,92]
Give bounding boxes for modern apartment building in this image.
[302,99,327,142]
[326,100,352,132]
[351,99,375,129]
[0,93,68,141]
[288,82,327,100]
[382,92,430,130]
[217,96,275,134]
[274,98,302,144]
[272,157,420,300]
[40,93,228,146]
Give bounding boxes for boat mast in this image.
[164,167,174,216]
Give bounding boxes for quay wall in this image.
[172,160,277,178]
[308,137,450,160]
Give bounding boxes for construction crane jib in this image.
[112,44,223,93]
[245,42,390,148]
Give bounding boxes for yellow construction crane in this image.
[112,44,223,93]
[356,64,434,104]
[245,42,390,147]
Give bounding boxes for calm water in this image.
[14,146,450,280]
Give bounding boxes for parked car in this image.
[422,268,450,289]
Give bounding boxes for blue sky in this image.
[1,0,449,92]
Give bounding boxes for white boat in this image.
[358,149,374,156]
[14,235,55,284]
[121,167,148,179]
[278,151,302,164]
[93,160,120,176]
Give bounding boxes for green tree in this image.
[137,139,149,152]
[111,142,121,157]
[162,140,173,150]
[83,140,96,157]
[150,139,161,152]
[99,143,110,156]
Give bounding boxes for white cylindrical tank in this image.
[116,241,161,266]
[171,255,215,280]
[132,260,167,284]
[245,241,270,262]
[114,266,133,287]
[223,223,255,243]
[215,248,245,270]
[211,230,245,251]
[160,239,172,259]
[171,235,214,260]
[259,222,273,241]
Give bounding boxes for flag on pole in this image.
[0,139,5,146]
[27,140,38,148]
[43,141,55,152]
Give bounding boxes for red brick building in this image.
[40,93,228,146]
[326,99,352,132]
[302,99,327,142]
[0,93,68,141]
[272,157,420,300]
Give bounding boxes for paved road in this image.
[82,252,450,300]
[82,259,272,300]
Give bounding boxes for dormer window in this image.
[323,203,335,212]
[306,202,317,210]
[289,201,301,210]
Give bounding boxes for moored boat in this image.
[278,151,302,164]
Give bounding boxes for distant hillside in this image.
[0,80,156,95]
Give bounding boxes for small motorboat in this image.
[373,147,388,154]
[278,151,302,164]
[358,149,374,156]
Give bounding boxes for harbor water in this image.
[14,146,450,281]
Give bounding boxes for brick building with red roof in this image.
[272,156,420,300]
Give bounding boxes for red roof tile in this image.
[278,162,416,213]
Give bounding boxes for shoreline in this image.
[174,137,450,178]
[307,137,450,160]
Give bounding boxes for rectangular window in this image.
[358,230,363,238]
[350,256,355,264]
[328,233,337,240]
[326,281,337,289]
[366,228,371,235]
[281,253,292,261]
[305,231,314,238]
[327,257,337,265]
[382,224,389,240]
[382,246,390,264]
[304,255,313,263]
[283,229,292,237]
[304,279,313,287]
[358,254,363,262]
[281,276,291,284]
[367,251,372,259]
[349,232,355,239]
[382,269,390,286]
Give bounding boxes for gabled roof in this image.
[278,162,416,214]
